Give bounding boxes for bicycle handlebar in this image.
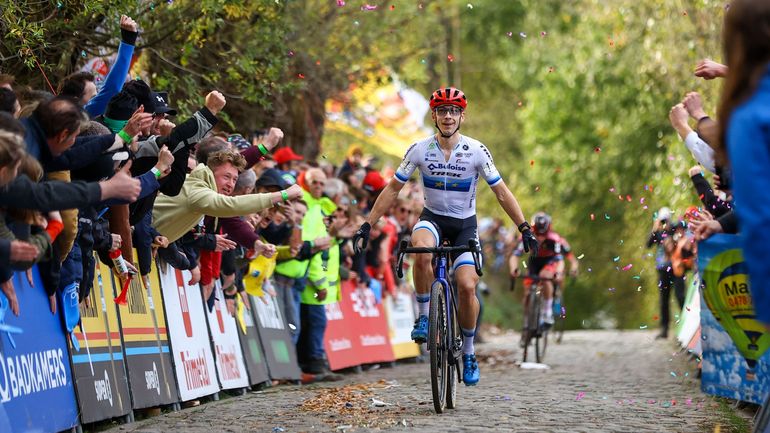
[396,239,483,278]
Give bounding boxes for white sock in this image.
[462,328,476,355]
[543,299,554,321]
[416,293,430,317]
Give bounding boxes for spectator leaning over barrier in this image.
[152,149,303,245]
[716,0,770,328]
[0,88,21,119]
[0,130,38,315]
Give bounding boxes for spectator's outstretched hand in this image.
[124,106,153,138]
[205,91,226,115]
[254,240,276,258]
[120,15,138,32]
[101,160,141,202]
[284,184,303,201]
[10,240,39,262]
[682,92,708,120]
[688,165,704,177]
[214,234,236,252]
[689,209,722,241]
[262,127,284,151]
[694,59,728,80]
[158,119,175,137]
[669,104,690,133]
[1,279,19,317]
[155,145,174,177]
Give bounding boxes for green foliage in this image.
[459,0,724,329]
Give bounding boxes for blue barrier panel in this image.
[0,268,79,432]
[699,234,770,404]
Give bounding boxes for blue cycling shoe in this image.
[411,315,429,343]
[462,353,480,386]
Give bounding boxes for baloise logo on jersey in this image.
[427,162,467,173]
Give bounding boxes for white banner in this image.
[158,267,219,401]
[206,282,249,389]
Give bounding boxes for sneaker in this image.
[411,315,429,343]
[462,354,480,386]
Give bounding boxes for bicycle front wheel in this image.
[429,282,448,414]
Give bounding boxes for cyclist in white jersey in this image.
[354,87,538,385]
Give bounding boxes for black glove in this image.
[352,222,371,255]
[518,222,539,256]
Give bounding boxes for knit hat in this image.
[103,91,138,133]
[122,79,156,114]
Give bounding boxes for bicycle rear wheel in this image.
[429,282,448,414]
[445,289,459,409]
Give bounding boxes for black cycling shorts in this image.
[412,209,480,268]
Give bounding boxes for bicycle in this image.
[396,238,482,414]
[513,274,555,363]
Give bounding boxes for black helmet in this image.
[532,212,552,234]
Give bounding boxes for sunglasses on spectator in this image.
[434,106,463,117]
[398,207,412,214]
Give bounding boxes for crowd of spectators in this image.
[651,0,770,341]
[0,15,429,379]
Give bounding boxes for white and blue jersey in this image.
[395,134,502,219]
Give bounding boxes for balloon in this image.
[701,241,770,372]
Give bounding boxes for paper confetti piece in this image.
[639,324,648,329]
[576,392,586,401]
[577,254,585,259]
[613,256,620,262]
[621,264,633,271]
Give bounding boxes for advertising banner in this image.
[234,295,270,386]
[698,234,770,404]
[676,275,702,352]
[325,281,395,370]
[70,261,131,424]
[344,281,395,365]
[205,282,249,390]
[323,299,359,370]
[384,291,420,360]
[114,254,178,408]
[0,268,78,432]
[250,293,301,381]
[158,267,218,401]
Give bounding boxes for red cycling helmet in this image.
[429,87,467,110]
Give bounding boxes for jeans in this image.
[297,303,328,366]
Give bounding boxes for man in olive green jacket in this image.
[152,150,302,244]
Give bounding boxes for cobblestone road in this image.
[104,330,735,433]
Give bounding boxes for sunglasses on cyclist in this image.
[434,106,463,117]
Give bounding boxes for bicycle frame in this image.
[432,254,462,361]
[396,239,482,413]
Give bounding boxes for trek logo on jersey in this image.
[427,162,467,172]
[428,143,437,150]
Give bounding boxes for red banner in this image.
[324,281,395,370]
